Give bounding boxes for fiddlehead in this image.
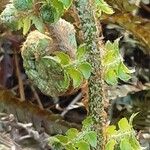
[40,4,57,23]
[21,19,77,97]
[21,18,81,97]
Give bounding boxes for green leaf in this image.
[62,72,70,89]
[76,44,87,60]
[48,136,63,150]
[120,138,133,150]
[49,136,60,144]
[118,72,131,82]
[66,128,79,140]
[118,118,131,131]
[42,56,60,63]
[96,0,114,14]
[129,136,141,150]
[76,141,90,150]
[23,17,31,35]
[105,40,114,52]
[84,131,97,148]
[106,125,117,136]
[102,51,118,65]
[55,52,71,65]
[42,55,70,89]
[51,0,64,18]
[113,38,121,51]
[41,55,70,90]
[118,63,132,82]
[103,39,121,64]
[120,63,135,74]
[82,117,93,130]
[60,0,72,9]
[103,39,122,66]
[106,139,116,150]
[55,135,68,144]
[77,62,92,79]
[103,46,120,65]
[105,69,118,85]
[65,144,77,150]
[17,19,23,30]
[31,16,44,33]
[66,67,83,88]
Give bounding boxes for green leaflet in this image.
[117,63,133,82]
[48,117,97,150]
[31,16,44,33]
[23,17,31,35]
[103,38,134,85]
[106,125,117,136]
[55,52,71,65]
[60,0,73,9]
[77,62,92,80]
[66,67,83,88]
[104,68,118,85]
[120,138,133,150]
[106,114,141,150]
[75,141,90,150]
[76,44,87,60]
[118,118,131,131]
[106,139,116,150]
[66,128,79,140]
[84,131,97,148]
[129,136,141,150]
[66,145,77,150]
[95,0,114,15]
[82,116,93,130]
[55,135,68,144]
[50,0,64,20]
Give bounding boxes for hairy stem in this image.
[75,0,106,149]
